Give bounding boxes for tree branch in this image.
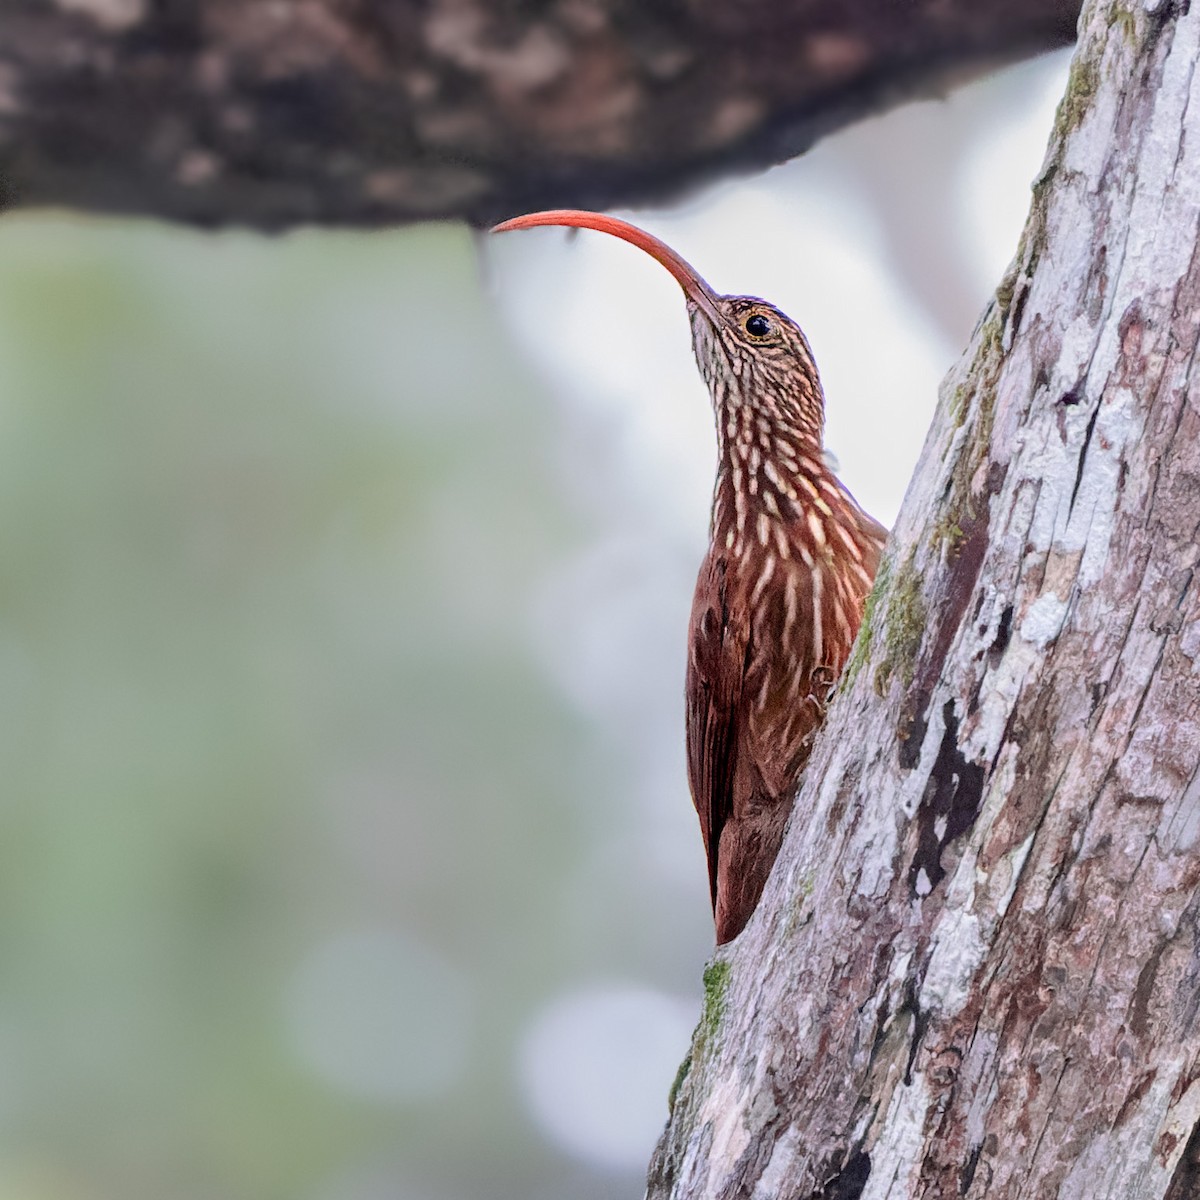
[0,0,1079,228]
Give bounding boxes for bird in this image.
[491,210,887,943]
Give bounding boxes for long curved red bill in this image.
[491,209,722,324]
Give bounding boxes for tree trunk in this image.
[0,0,1078,228]
[649,0,1200,1196]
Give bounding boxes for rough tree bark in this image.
[0,0,1077,228]
[649,0,1200,1197]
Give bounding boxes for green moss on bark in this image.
[843,555,891,686]
[701,960,731,1042]
[1054,54,1100,140]
[874,556,926,694]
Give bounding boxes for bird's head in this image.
[491,210,826,447]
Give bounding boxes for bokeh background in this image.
[0,51,1066,1200]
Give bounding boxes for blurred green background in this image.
[0,50,1067,1200]
[0,217,708,1199]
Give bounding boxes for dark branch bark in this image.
[0,0,1079,229]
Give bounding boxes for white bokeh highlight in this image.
[517,984,696,1170]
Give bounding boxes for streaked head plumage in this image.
[491,209,826,444]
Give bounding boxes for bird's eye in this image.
[745,313,773,337]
